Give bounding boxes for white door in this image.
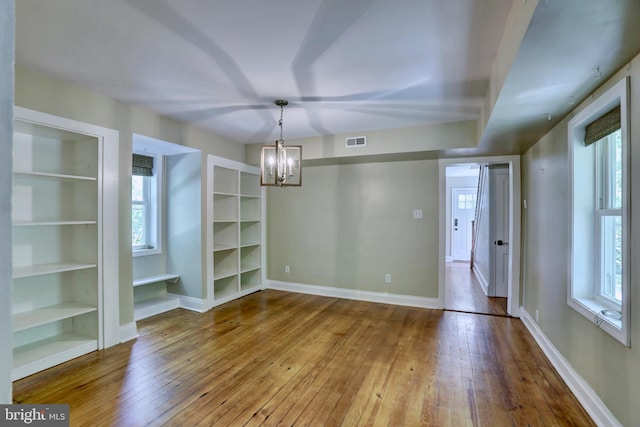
[452,188,476,261]
[491,168,510,297]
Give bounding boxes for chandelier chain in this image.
[279,104,284,142]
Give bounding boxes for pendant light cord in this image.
[278,104,284,142]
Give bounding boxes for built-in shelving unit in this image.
[11,107,119,381]
[207,157,265,307]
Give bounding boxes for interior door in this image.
[452,188,476,261]
[491,168,510,297]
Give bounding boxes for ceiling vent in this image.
[346,136,366,148]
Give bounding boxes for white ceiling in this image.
[14,0,640,156]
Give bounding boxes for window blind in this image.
[132,154,154,176]
[584,105,620,146]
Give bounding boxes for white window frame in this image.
[132,152,163,257]
[595,132,622,309]
[568,77,629,346]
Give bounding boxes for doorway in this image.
[438,156,522,317]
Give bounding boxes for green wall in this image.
[521,54,640,426]
[267,160,439,298]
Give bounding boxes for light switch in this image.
[413,209,423,219]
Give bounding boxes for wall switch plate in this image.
[413,209,423,219]
[385,274,391,283]
[284,265,290,274]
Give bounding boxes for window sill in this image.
[569,296,627,345]
[133,247,162,257]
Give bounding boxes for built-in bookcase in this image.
[11,107,119,381]
[207,156,265,307]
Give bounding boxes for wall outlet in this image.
[385,274,391,283]
[284,265,290,274]
[412,209,423,219]
[535,309,540,323]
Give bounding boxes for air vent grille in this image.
[346,136,366,148]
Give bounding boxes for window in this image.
[568,77,629,345]
[596,129,622,305]
[458,193,476,210]
[132,153,162,256]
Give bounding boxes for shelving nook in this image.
[207,157,265,308]
[11,107,119,380]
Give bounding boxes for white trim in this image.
[439,155,521,317]
[472,265,489,295]
[119,322,138,343]
[205,156,215,310]
[520,308,622,427]
[176,294,208,313]
[267,280,441,309]
[445,256,454,263]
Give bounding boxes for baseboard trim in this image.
[472,264,489,295]
[267,280,441,309]
[520,307,622,427]
[445,256,453,263]
[175,294,208,313]
[119,322,138,343]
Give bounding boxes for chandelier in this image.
[260,100,302,186]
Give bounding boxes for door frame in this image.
[438,155,521,317]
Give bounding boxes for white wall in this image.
[0,0,14,404]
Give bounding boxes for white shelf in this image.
[214,271,238,281]
[13,262,97,279]
[13,302,97,332]
[214,243,237,252]
[240,241,261,248]
[133,273,180,287]
[13,220,96,227]
[241,265,261,274]
[13,170,96,182]
[12,333,98,381]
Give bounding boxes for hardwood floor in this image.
[13,290,593,426]
[446,262,508,316]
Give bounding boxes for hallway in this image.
[445,261,508,316]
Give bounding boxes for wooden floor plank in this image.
[445,262,508,316]
[12,290,594,427]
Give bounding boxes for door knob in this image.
[494,240,508,246]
